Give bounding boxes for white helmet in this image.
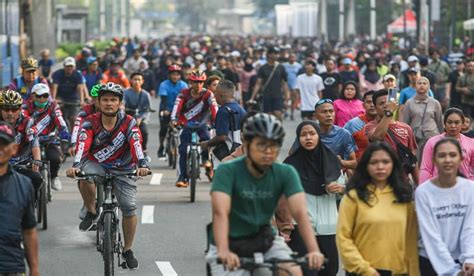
[31,83,50,96]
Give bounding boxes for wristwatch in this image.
[384,110,394,117]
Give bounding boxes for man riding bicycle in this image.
[171,70,218,188]
[23,83,70,191]
[66,82,150,270]
[0,89,42,196]
[207,113,325,275]
[157,64,188,158]
[8,57,49,101]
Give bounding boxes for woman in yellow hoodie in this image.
[336,142,419,276]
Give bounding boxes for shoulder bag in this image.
[387,129,417,174]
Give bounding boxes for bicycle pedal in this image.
[120,262,128,269]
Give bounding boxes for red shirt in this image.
[23,100,68,138]
[364,120,418,153]
[70,103,98,145]
[73,111,146,170]
[171,88,218,125]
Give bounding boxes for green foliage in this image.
[56,43,82,59]
[93,40,112,52]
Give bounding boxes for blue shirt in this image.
[82,69,103,92]
[320,125,356,159]
[283,62,302,89]
[344,116,366,135]
[52,69,85,102]
[215,101,246,137]
[0,166,36,273]
[124,88,152,122]
[158,80,188,111]
[399,87,434,105]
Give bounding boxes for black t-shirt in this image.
[448,70,463,107]
[464,130,474,138]
[0,166,36,273]
[257,63,288,98]
[340,70,359,85]
[221,68,240,86]
[320,72,342,100]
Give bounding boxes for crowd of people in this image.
[1,34,474,276]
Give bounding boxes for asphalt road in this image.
[36,96,302,276]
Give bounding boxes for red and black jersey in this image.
[70,102,98,145]
[23,100,68,139]
[10,113,39,165]
[171,88,218,125]
[73,111,146,170]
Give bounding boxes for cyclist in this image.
[69,84,101,157]
[157,64,188,158]
[124,72,153,160]
[51,57,87,132]
[102,59,131,88]
[171,70,218,188]
[7,56,49,101]
[23,83,70,191]
[66,82,150,270]
[0,89,42,195]
[207,113,325,275]
[0,122,39,276]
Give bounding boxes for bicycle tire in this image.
[103,212,115,276]
[190,150,198,203]
[41,180,48,230]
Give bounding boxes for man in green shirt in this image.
[207,113,325,275]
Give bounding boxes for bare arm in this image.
[77,84,85,105]
[250,78,262,102]
[282,80,290,102]
[51,84,58,99]
[212,191,231,253]
[370,101,398,141]
[23,228,39,276]
[287,193,319,253]
[340,152,357,169]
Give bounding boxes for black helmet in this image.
[243,113,285,145]
[98,82,123,101]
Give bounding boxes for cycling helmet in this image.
[89,83,102,98]
[188,70,207,82]
[0,89,23,107]
[31,83,50,96]
[243,113,285,145]
[21,57,38,70]
[98,82,123,101]
[168,64,182,72]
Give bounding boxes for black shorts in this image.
[262,97,284,113]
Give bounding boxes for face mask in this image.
[34,101,48,109]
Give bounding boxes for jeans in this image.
[178,126,210,179]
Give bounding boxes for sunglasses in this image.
[35,94,49,99]
[192,81,205,84]
[2,107,20,112]
[315,99,333,108]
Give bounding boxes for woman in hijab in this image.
[360,59,384,94]
[276,121,342,276]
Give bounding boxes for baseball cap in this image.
[408,67,420,74]
[407,55,419,63]
[87,56,97,65]
[267,46,280,54]
[31,83,50,96]
[194,54,204,61]
[63,57,76,67]
[230,51,241,58]
[383,74,396,82]
[342,58,352,65]
[0,122,16,144]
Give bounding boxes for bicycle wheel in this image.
[190,150,198,203]
[41,181,48,230]
[103,212,115,276]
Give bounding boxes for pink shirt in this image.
[333,99,365,127]
[419,133,474,184]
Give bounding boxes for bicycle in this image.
[165,126,179,169]
[75,170,149,276]
[184,122,202,203]
[210,253,326,276]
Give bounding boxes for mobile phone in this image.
[388,88,398,102]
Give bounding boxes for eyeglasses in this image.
[315,99,333,109]
[1,107,20,112]
[35,94,49,99]
[255,142,280,152]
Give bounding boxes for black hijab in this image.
[284,121,341,196]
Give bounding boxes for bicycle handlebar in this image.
[215,255,327,271]
[74,169,151,180]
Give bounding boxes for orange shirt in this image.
[102,69,130,88]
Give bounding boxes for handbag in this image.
[387,129,417,174]
[212,106,242,161]
[228,224,275,257]
[412,101,428,142]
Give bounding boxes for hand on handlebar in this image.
[68,146,76,157]
[218,249,241,271]
[31,160,41,172]
[66,168,80,178]
[137,167,151,177]
[169,120,178,128]
[306,251,325,270]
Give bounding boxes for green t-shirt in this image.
[211,156,304,241]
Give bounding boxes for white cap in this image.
[31,83,50,96]
[231,51,241,58]
[63,57,76,67]
[407,55,419,63]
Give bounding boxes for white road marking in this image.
[156,261,178,276]
[150,173,163,185]
[141,205,154,224]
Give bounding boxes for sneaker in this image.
[78,204,87,220]
[157,147,165,158]
[122,249,139,269]
[175,177,189,188]
[79,212,97,232]
[52,177,62,191]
